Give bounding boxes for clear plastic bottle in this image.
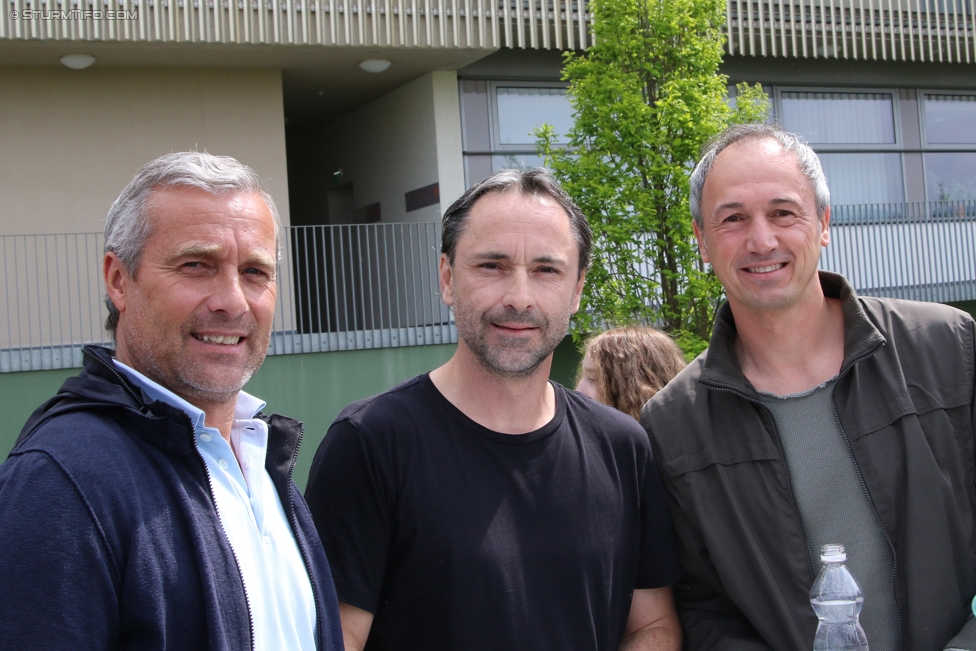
[810,544,869,651]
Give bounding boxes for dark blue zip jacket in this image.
[0,345,344,651]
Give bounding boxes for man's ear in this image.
[693,221,710,263]
[438,253,455,307]
[570,268,587,314]
[820,205,831,247]
[103,252,130,315]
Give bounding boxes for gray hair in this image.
[689,123,831,229]
[442,167,593,274]
[103,151,281,336]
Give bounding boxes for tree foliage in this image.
[538,0,768,355]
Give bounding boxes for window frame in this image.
[773,85,904,152]
[918,89,976,151]
[488,80,571,153]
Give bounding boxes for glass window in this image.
[925,153,976,200]
[819,153,905,204]
[781,92,896,144]
[496,87,574,146]
[923,94,976,145]
[492,154,547,172]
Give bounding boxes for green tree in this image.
[538,0,768,356]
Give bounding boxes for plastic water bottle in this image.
[810,544,869,651]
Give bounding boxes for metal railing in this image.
[1,0,592,49]
[1,222,456,373]
[822,200,976,303]
[3,201,975,372]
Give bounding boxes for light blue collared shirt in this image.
[113,359,317,651]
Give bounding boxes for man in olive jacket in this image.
[642,124,976,651]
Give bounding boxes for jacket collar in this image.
[20,345,304,484]
[699,271,887,397]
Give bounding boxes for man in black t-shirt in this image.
[305,168,682,651]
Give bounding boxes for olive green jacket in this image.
[642,272,976,651]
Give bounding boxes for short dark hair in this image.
[441,168,593,274]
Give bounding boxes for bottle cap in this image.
[820,544,847,563]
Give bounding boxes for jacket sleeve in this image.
[642,404,774,651]
[0,450,120,650]
[946,318,976,651]
[666,492,774,651]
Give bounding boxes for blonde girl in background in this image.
[576,326,687,421]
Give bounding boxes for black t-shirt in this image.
[305,374,680,651]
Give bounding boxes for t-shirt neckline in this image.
[420,373,567,445]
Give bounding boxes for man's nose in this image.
[207,269,250,317]
[745,217,778,254]
[502,269,534,312]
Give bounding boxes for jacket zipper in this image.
[192,436,258,651]
[828,352,903,651]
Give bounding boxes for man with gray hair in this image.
[642,124,976,650]
[305,167,682,651]
[0,152,343,650]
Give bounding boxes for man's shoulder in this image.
[860,294,975,338]
[1,401,176,528]
[860,296,974,370]
[643,354,706,417]
[14,398,134,458]
[638,354,718,468]
[557,383,652,447]
[332,373,432,432]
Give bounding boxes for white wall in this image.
[0,67,290,235]
[316,70,464,224]
[431,71,466,215]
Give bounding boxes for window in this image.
[781,91,897,145]
[923,94,976,145]
[776,89,904,205]
[922,93,976,201]
[459,80,572,187]
[924,153,976,201]
[818,153,905,204]
[495,86,574,146]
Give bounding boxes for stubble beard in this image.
[450,282,570,380]
[123,312,268,408]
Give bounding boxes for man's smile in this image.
[744,263,787,274]
[192,333,243,345]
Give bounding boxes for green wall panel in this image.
[948,301,976,320]
[0,336,583,490]
[550,334,583,389]
[0,367,78,463]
